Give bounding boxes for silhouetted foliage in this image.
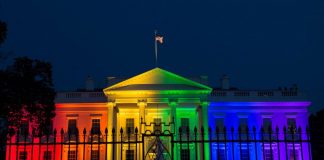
[309,109,324,159]
[0,21,6,46]
[0,57,56,135]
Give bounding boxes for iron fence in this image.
[0,125,318,160]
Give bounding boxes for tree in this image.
[0,57,56,134]
[309,109,324,159]
[0,21,6,46]
[0,21,8,62]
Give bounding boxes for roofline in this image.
[103,67,212,93]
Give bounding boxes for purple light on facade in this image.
[210,101,311,107]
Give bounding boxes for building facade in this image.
[6,67,311,160]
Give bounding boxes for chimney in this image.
[85,76,95,91]
[221,74,230,90]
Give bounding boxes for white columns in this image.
[106,102,115,160]
[137,100,147,160]
[198,102,210,160]
[169,100,177,134]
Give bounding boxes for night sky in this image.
[0,0,323,112]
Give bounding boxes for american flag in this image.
[155,35,163,44]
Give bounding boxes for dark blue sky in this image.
[0,0,323,112]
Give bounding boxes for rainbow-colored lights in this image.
[210,101,311,107]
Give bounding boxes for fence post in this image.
[284,126,288,160]
[68,128,71,160]
[76,128,79,160]
[201,127,205,160]
[38,131,42,160]
[53,129,57,160]
[90,128,93,160]
[253,126,257,160]
[135,127,138,160]
[105,128,108,160]
[60,128,64,160]
[208,127,212,160]
[186,126,190,160]
[231,127,234,160]
[82,128,86,160]
[112,128,115,160]
[23,128,27,160]
[276,126,280,160]
[31,128,35,160]
[306,126,311,160]
[120,127,123,160]
[261,126,265,160]
[238,126,242,160]
[268,125,273,160]
[16,129,19,160]
[291,125,296,160]
[216,126,220,160]
[97,129,100,160]
[127,127,131,160]
[8,129,14,160]
[298,127,304,160]
[179,127,182,159]
[224,126,227,160]
[194,126,198,160]
[246,126,250,160]
[46,128,50,160]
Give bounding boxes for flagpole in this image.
[155,30,158,67]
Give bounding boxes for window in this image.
[126,118,135,134]
[46,120,54,134]
[181,149,190,160]
[181,118,189,133]
[289,149,299,160]
[263,118,272,133]
[20,120,29,135]
[264,149,274,160]
[43,151,52,160]
[68,150,76,160]
[153,118,162,132]
[91,119,100,134]
[215,118,225,133]
[126,150,134,160]
[91,150,99,160]
[217,149,226,160]
[68,119,77,135]
[239,118,248,133]
[287,118,296,133]
[19,151,27,160]
[240,148,249,160]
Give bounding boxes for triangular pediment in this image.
[103,68,212,93]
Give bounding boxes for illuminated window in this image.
[153,118,162,132]
[264,149,274,160]
[181,149,190,160]
[91,150,99,160]
[91,119,100,134]
[181,118,189,133]
[287,118,296,133]
[68,150,76,160]
[126,150,134,160]
[239,118,248,133]
[68,119,77,135]
[263,118,272,133]
[19,151,27,160]
[126,118,135,134]
[215,118,225,133]
[43,151,52,160]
